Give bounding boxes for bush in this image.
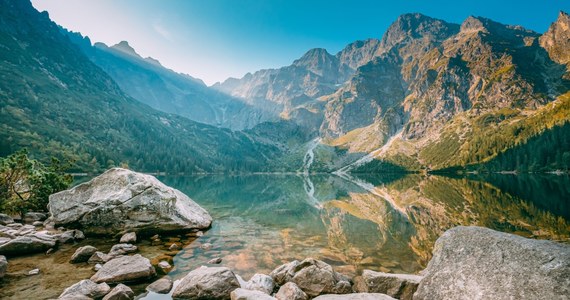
[0,149,72,217]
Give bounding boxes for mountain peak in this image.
[380,13,460,49]
[292,48,336,70]
[539,10,570,64]
[111,41,141,58]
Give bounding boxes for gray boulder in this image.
[59,279,111,299]
[120,232,137,244]
[146,277,173,294]
[292,258,352,297]
[0,234,56,255]
[91,254,156,284]
[313,293,396,300]
[275,282,308,300]
[245,273,275,294]
[0,255,7,279]
[353,270,421,300]
[171,266,240,299]
[48,168,212,235]
[230,288,276,300]
[88,251,111,264]
[0,214,14,225]
[270,260,299,286]
[108,243,137,257]
[102,283,134,300]
[70,245,98,263]
[414,226,570,300]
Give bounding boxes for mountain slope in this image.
[0,0,280,173]
[60,30,272,130]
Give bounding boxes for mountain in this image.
[59,30,272,130]
[0,0,282,173]
[216,12,570,173]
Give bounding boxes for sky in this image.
[32,0,570,86]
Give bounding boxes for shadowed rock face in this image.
[414,226,570,300]
[540,11,570,65]
[48,168,212,235]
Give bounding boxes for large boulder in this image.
[353,270,421,300]
[312,293,396,300]
[0,234,56,255]
[272,258,352,297]
[230,288,276,300]
[59,279,111,299]
[0,255,7,279]
[414,226,570,300]
[48,168,212,235]
[146,277,173,294]
[91,254,156,284]
[171,266,240,299]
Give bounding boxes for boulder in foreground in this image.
[414,226,570,300]
[91,254,156,284]
[59,279,111,299]
[353,270,421,300]
[48,168,212,235]
[172,266,240,299]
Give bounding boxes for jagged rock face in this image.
[48,168,212,235]
[540,11,570,66]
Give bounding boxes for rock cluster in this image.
[0,222,84,256]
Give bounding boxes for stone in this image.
[0,255,7,279]
[94,264,103,271]
[70,245,98,263]
[89,251,111,264]
[146,277,173,294]
[230,288,276,300]
[57,230,78,244]
[28,268,40,275]
[270,260,299,286]
[157,260,172,273]
[32,221,43,227]
[59,279,111,299]
[48,168,212,235]
[169,243,180,251]
[91,254,156,284]
[23,212,47,224]
[245,273,275,294]
[312,293,396,300]
[0,235,56,255]
[353,270,422,300]
[74,230,85,240]
[275,282,308,300]
[291,258,352,297]
[414,226,570,300]
[102,283,134,300]
[208,257,223,264]
[171,266,240,299]
[0,214,14,225]
[201,243,213,250]
[108,243,137,257]
[120,232,137,244]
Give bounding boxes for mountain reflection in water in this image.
[157,173,570,278]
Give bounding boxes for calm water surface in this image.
[1,173,569,299]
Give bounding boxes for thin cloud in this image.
[153,20,174,42]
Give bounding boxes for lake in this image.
[1,173,569,299]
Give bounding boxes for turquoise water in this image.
[155,173,570,279]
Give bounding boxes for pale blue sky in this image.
[32,0,570,85]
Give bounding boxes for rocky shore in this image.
[1,168,569,299]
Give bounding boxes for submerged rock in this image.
[102,283,134,300]
[230,288,276,300]
[70,245,98,263]
[353,270,422,300]
[146,277,173,294]
[172,266,240,299]
[91,254,156,284]
[59,279,111,299]
[48,168,212,235]
[414,226,570,300]
[0,255,7,279]
[275,282,308,300]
